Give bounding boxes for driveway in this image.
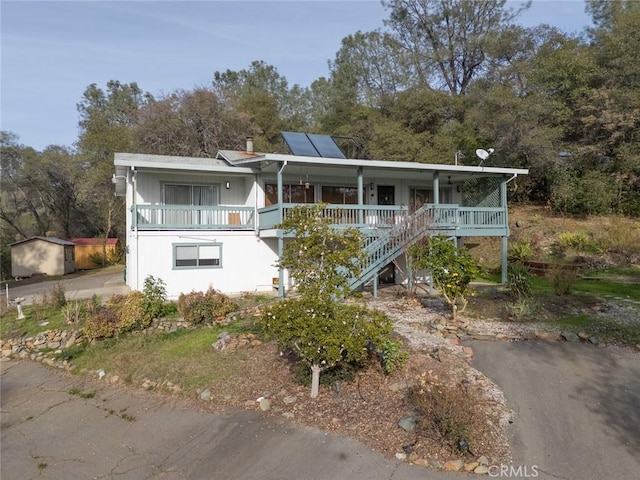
[0,360,467,480]
[469,340,640,480]
[5,267,129,306]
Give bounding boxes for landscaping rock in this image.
[397,415,418,432]
[534,330,561,342]
[589,336,601,345]
[443,459,464,471]
[474,465,490,474]
[259,398,271,411]
[561,332,580,342]
[199,389,211,401]
[477,455,489,466]
[464,461,479,472]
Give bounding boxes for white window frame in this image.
[172,243,222,270]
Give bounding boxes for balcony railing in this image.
[132,205,255,230]
[131,203,507,236]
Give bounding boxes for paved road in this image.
[5,268,129,306]
[469,340,640,480]
[0,360,467,480]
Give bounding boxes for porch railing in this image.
[131,203,507,233]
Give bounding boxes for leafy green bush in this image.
[508,239,533,264]
[557,231,591,251]
[177,287,238,325]
[378,337,409,374]
[262,298,394,396]
[142,275,168,319]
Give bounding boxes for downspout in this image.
[132,167,139,291]
[254,172,259,236]
[500,174,517,284]
[277,161,287,298]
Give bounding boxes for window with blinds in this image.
[173,243,222,269]
[164,184,218,206]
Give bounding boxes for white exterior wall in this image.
[129,230,282,298]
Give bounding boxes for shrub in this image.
[107,291,151,333]
[548,265,578,295]
[88,247,122,267]
[142,275,168,319]
[407,381,482,455]
[43,283,67,308]
[61,301,83,325]
[83,306,119,340]
[508,263,532,299]
[378,337,409,374]
[557,231,591,252]
[177,287,238,325]
[508,239,533,264]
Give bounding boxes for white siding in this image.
[128,230,282,298]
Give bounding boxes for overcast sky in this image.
[1,0,593,151]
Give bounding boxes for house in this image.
[69,237,120,270]
[114,134,528,299]
[10,236,76,278]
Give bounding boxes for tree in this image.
[213,61,313,151]
[261,204,394,398]
[134,87,257,157]
[76,80,153,256]
[382,0,527,95]
[408,235,479,320]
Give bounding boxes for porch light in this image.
[225,181,230,189]
[370,182,374,190]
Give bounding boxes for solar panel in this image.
[281,131,320,157]
[307,133,346,159]
[281,131,347,159]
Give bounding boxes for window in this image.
[409,188,430,213]
[265,183,315,206]
[164,184,218,206]
[321,186,358,204]
[173,243,222,269]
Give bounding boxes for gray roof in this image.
[114,152,257,173]
[10,236,76,247]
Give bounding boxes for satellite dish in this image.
[475,148,494,165]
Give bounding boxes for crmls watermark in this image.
[488,465,539,478]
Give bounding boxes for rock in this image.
[477,455,489,466]
[212,332,232,350]
[448,338,460,346]
[429,459,443,469]
[259,398,271,411]
[534,330,560,342]
[388,380,408,392]
[474,465,490,474]
[282,396,296,405]
[495,333,509,340]
[395,452,407,460]
[199,389,211,400]
[443,459,464,471]
[472,334,495,341]
[589,336,601,345]
[282,412,294,419]
[578,331,590,341]
[244,400,256,408]
[414,458,429,467]
[397,415,418,432]
[560,332,580,342]
[464,461,479,472]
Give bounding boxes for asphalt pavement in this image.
[4,267,130,306]
[0,360,466,480]
[469,340,640,480]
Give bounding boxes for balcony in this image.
[131,203,508,237]
[133,205,255,230]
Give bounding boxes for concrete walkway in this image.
[1,360,467,480]
[469,340,640,480]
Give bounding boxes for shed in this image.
[10,237,76,278]
[69,238,120,270]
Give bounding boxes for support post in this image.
[433,171,440,205]
[277,162,286,298]
[373,272,378,298]
[357,166,364,225]
[501,236,508,284]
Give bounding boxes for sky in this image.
[1,0,593,152]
